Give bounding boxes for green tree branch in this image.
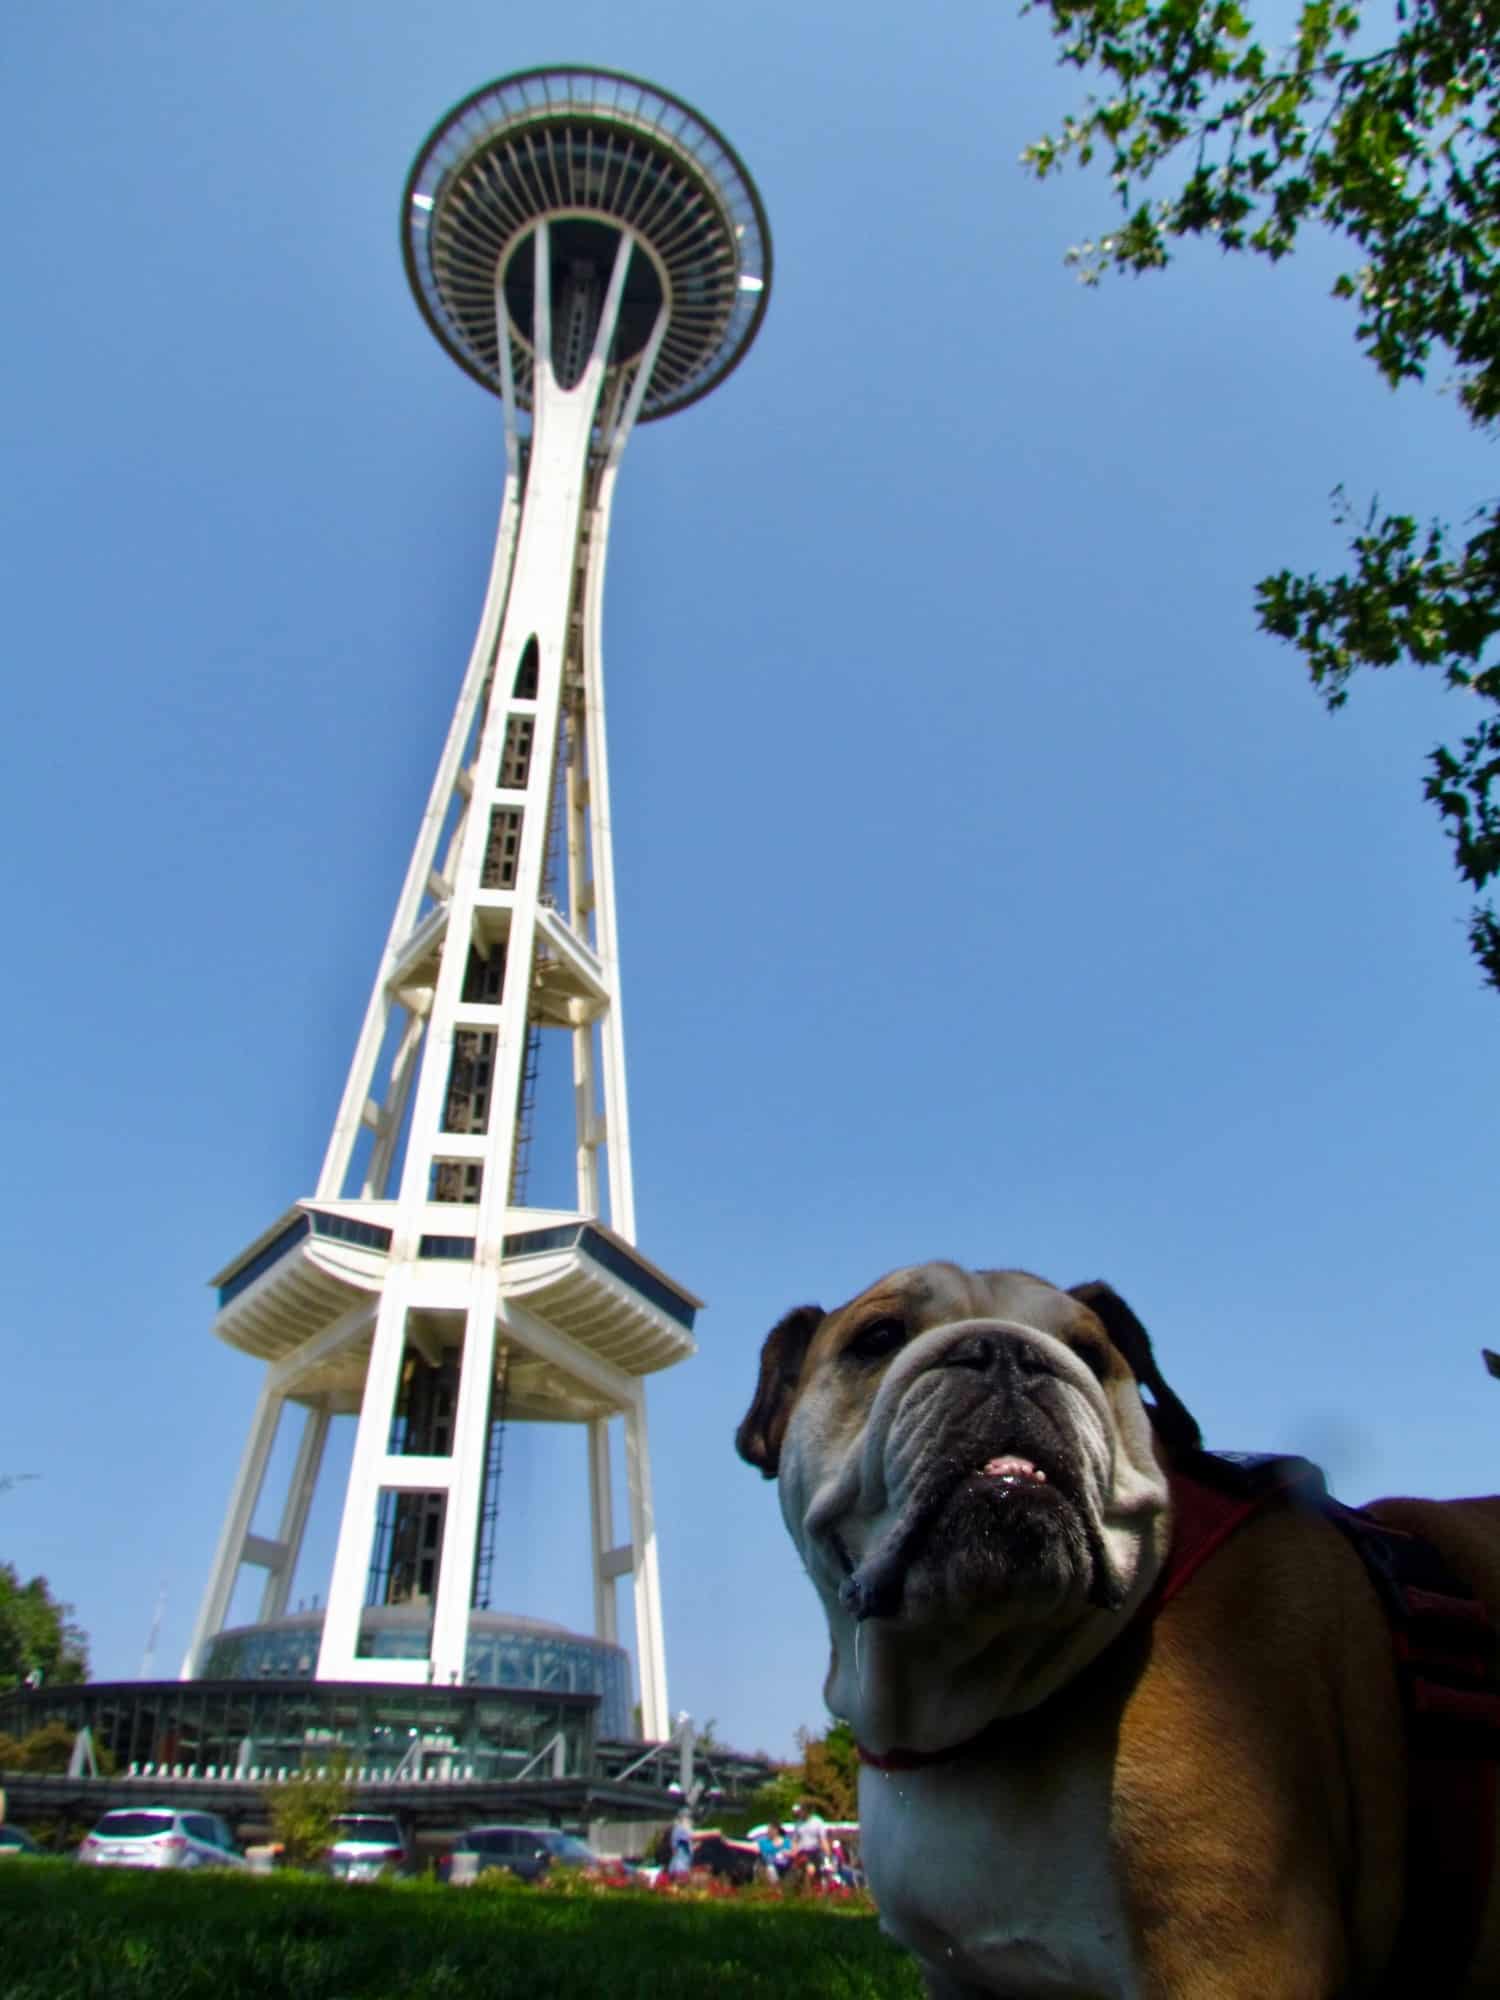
[1023,0,1500,984]
[0,1563,89,1693]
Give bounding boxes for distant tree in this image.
[737,1763,802,1834]
[0,1719,91,1774]
[0,1563,89,1692]
[264,1763,355,1867]
[737,1720,860,1827]
[1023,0,1500,988]
[795,1719,859,1821]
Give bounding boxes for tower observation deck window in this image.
[363,1488,447,1615]
[482,808,524,890]
[443,1029,496,1134]
[499,715,535,791]
[432,1160,483,1204]
[389,1350,460,1456]
[461,941,507,1005]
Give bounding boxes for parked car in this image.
[0,1824,43,1858]
[324,1813,411,1881]
[438,1824,611,1884]
[77,1808,244,1871]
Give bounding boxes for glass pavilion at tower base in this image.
[1,1671,601,1787]
[0,1671,778,1841]
[201,1605,633,1742]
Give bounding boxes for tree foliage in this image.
[264,1763,355,1867]
[730,1719,860,1833]
[0,1719,114,1777]
[795,1719,859,1821]
[1023,0,1500,986]
[0,1563,88,1693]
[0,1721,84,1774]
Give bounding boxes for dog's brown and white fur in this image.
[736,1263,1500,1998]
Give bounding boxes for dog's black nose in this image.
[942,1329,999,1372]
[940,1325,1049,1378]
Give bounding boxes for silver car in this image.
[78,1807,245,1870]
[324,1813,411,1881]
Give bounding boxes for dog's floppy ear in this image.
[735,1304,824,1480]
[1069,1280,1202,1459]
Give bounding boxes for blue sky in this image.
[4,0,1497,1762]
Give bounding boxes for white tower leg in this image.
[182,1381,282,1678]
[259,1403,330,1622]
[317,1275,427,1682]
[588,1416,620,1646]
[427,1267,503,1681]
[624,1384,668,1741]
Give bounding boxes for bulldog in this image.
[736,1263,1500,1999]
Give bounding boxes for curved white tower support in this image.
[185,69,771,1750]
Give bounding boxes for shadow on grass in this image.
[0,1862,925,1999]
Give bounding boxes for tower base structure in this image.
[184,1202,695,1741]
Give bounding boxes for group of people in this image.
[755,1803,856,1888]
[661,1799,860,1891]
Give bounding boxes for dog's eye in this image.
[1074,1339,1111,1382]
[847,1315,906,1363]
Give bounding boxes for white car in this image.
[324,1813,411,1881]
[78,1808,245,1870]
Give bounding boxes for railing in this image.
[103,1761,555,1786]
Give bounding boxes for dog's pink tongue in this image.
[981,1455,1045,1484]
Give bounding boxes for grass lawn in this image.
[0,1862,926,1999]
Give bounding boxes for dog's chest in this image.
[860,1758,1139,1998]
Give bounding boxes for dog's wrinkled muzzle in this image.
[808,1318,1117,1622]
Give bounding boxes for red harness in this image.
[856,1453,1500,1992]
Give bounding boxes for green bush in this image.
[0,1720,108,1774]
[263,1761,355,1866]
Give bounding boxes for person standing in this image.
[789,1801,829,1881]
[756,1820,790,1883]
[667,1808,694,1881]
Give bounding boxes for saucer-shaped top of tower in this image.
[402,67,771,421]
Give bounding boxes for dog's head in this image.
[736,1265,1197,1751]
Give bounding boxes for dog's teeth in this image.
[981,1455,1044,1484]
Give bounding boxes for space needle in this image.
[182,68,771,1752]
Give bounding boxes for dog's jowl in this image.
[737,1263,1500,1999]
